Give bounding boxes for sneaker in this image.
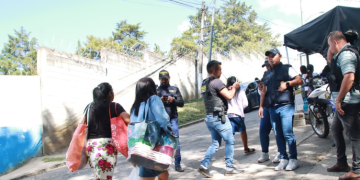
[285,159,299,171]
[198,164,212,178]
[274,159,289,171]
[272,152,281,163]
[258,152,270,163]
[175,164,184,172]
[225,167,244,176]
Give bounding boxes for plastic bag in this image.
[128,166,140,180]
[110,103,129,158]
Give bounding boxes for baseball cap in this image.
[343,29,359,45]
[262,57,270,67]
[159,70,170,79]
[265,48,281,56]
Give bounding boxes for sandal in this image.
[244,148,256,155]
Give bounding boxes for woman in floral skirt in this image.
[84,82,130,180]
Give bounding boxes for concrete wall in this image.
[0,76,42,174]
[36,46,268,154]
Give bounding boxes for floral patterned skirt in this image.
[86,138,118,180]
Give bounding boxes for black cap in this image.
[343,29,359,45]
[159,70,170,79]
[265,48,281,56]
[262,57,270,67]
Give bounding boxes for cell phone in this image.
[163,95,168,99]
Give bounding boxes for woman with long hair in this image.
[84,82,130,180]
[130,77,172,180]
[226,76,255,155]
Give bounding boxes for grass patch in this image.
[178,98,206,126]
[42,157,65,163]
[295,88,301,95]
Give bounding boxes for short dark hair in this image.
[300,65,307,74]
[328,31,346,41]
[207,60,222,74]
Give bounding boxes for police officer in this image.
[197,60,242,178]
[156,70,185,172]
[326,30,360,180]
[260,48,303,171]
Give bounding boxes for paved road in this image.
[15,95,349,180]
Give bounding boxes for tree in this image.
[171,0,280,57]
[153,44,167,56]
[0,27,38,75]
[76,20,147,59]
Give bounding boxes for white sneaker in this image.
[272,152,281,163]
[257,152,270,163]
[285,159,299,171]
[274,159,289,171]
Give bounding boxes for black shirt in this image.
[209,79,228,111]
[84,102,125,139]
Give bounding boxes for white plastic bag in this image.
[128,166,140,180]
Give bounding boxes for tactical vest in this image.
[328,45,360,92]
[265,62,295,107]
[157,85,180,118]
[201,76,227,114]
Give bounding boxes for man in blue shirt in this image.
[157,70,185,172]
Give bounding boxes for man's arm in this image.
[219,82,239,100]
[337,73,355,101]
[258,85,267,118]
[173,88,184,107]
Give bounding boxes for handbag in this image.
[66,103,91,172]
[127,98,178,171]
[109,102,129,158]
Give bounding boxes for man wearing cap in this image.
[326,31,360,180]
[198,60,241,178]
[258,56,281,164]
[259,48,303,171]
[156,70,185,172]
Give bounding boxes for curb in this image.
[179,118,205,129]
[10,162,66,180]
[9,119,205,180]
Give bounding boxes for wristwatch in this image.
[286,82,290,87]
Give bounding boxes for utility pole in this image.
[208,0,215,62]
[198,1,205,99]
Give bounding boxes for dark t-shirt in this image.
[84,102,125,139]
[209,78,228,110]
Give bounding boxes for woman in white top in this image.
[226,76,255,154]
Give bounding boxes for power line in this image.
[257,16,295,30]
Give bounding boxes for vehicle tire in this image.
[244,102,251,113]
[309,105,329,138]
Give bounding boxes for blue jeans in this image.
[259,107,272,153]
[201,115,235,168]
[170,117,181,165]
[269,104,297,160]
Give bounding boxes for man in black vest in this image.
[157,70,185,172]
[326,31,360,180]
[197,60,241,178]
[260,48,303,171]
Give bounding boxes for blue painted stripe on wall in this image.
[0,126,42,174]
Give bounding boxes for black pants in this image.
[331,103,360,173]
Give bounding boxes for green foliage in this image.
[76,20,147,59]
[153,44,167,56]
[171,0,280,57]
[0,27,38,75]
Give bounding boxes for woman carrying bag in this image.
[84,82,130,180]
[130,77,173,180]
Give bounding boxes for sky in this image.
[1,0,360,72]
